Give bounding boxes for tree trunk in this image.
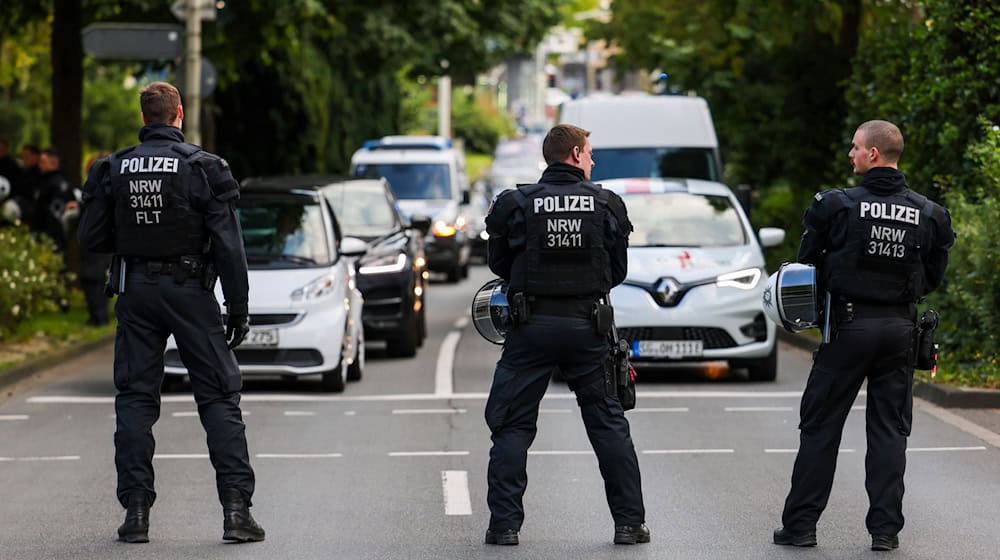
[51,0,83,186]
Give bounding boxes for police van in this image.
[557,93,722,182]
[351,136,473,282]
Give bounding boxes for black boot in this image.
[484,528,519,545]
[221,488,265,542]
[614,524,651,545]
[117,493,151,543]
[773,527,818,547]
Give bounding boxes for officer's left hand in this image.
[226,313,250,349]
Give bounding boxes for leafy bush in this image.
[748,182,811,273]
[0,225,69,339]
[450,89,515,155]
[926,120,1000,388]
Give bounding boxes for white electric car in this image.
[164,179,366,392]
[604,178,785,381]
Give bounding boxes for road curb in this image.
[0,333,115,393]
[913,381,1000,409]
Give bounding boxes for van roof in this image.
[558,95,718,149]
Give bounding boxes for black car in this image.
[321,178,431,357]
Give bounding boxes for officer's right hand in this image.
[226,313,250,349]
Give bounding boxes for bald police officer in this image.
[773,120,954,552]
[483,124,648,546]
[77,82,264,544]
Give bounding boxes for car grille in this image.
[617,326,737,349]
[249,313,300,326]
[165,349,324,368]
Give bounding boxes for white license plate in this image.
[241,328,279,347]
[632,340,703,359]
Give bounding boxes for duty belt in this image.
[833,299,915,321]
[528,296,596,318]
[127,257,205,275]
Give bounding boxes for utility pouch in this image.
[201,261,218,291]
[601,295,636,411]
[511,293,530,325]
[174,256,198,285]
[915,309,939,370]
[104,255,125,297]
[592,302,614,336]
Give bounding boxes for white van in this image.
[557,94,722,182]
[351,136,473,282]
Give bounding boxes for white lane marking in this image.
[630,407,689,413]
[344,411,357,416]
[435,331,462,397]
[725,406,794,412]
[907,446,987,453]
[256,453,342,459]
[851,406,866,410]
[284,411,316,417]
[30,390,864,404]
[171,411,198,417]
[453,317,470,329]
[442,470,472,516]
[153,454,209,459]
[914,399,1000,449]
[392,409,467,415]
[389,451,469,457]
[765,449,856,454]
[539,409,572,414]
[0,455,80,462]
[642,449,734,455]
[0,415,29,421]
[528,450,594,455]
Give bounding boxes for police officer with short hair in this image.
[77,81,264,544]
[483,124,648,546]
[773,120,954,552]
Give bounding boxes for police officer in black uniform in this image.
[483,124,648,546]
[77,82,264,544]
[773,120,954,552]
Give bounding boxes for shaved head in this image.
[857,120,904,163]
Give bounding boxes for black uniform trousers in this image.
[782,302,915,536]
[113,271,254,508]
[485,312,645,530]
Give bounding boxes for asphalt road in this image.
[1,264,998,560]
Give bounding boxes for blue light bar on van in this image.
[364,135,453,151]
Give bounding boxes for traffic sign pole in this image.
[184,0,203,145]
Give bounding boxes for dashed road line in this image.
[256,453,342,459]
[765,449,856,454]
[442,470,472,515]
[392,409,467,415]
[435,331,462,397]
[907,446,987,453]
[284,411,316,417]
[0,414,29,421]
[389,451,470,457]
[642,449,734,455]
[453,317,470,329]
[0,455,79,462]
[630,407,689,413]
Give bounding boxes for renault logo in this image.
[654,277,682,306]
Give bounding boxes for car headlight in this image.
[359,253,407,275]
[432,220,457,237]
[715,268,762,290]
[290,274,337,301]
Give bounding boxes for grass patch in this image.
[465,153,493,182]
[0,290,115,374]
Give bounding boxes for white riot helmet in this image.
[763,263,820,333]
[471,279,512,345]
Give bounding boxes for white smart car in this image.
[604,178,785,381]
[164,179,366,392]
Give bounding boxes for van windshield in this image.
[591,147,718,182]
[353,162,452,200]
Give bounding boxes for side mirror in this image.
[409,214,432,236]
[758,227,786,248]
[461,190,471,205]
[339,236,368,257]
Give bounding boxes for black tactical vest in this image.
[108,142,207,259]
[512,181,610,297]
[824,187,932,303]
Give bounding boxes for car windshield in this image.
[238,195,331,268]
[591,147,718,182]
[325,186,397,239]
[353,162,452,200]
[625,192,747,247]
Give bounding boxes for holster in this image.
[104,256,124,297]
[510,292,530,325]
[592,302,613,336]
[201,261,218,291]
[915,309,939,370]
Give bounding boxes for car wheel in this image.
[744,345,778,382]
[387,311,419,358]
[321,357,347,392]
[446,265,461,283]
[347,331,364,382]
[416,307,427,346]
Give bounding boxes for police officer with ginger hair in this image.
[483,124,648,546]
